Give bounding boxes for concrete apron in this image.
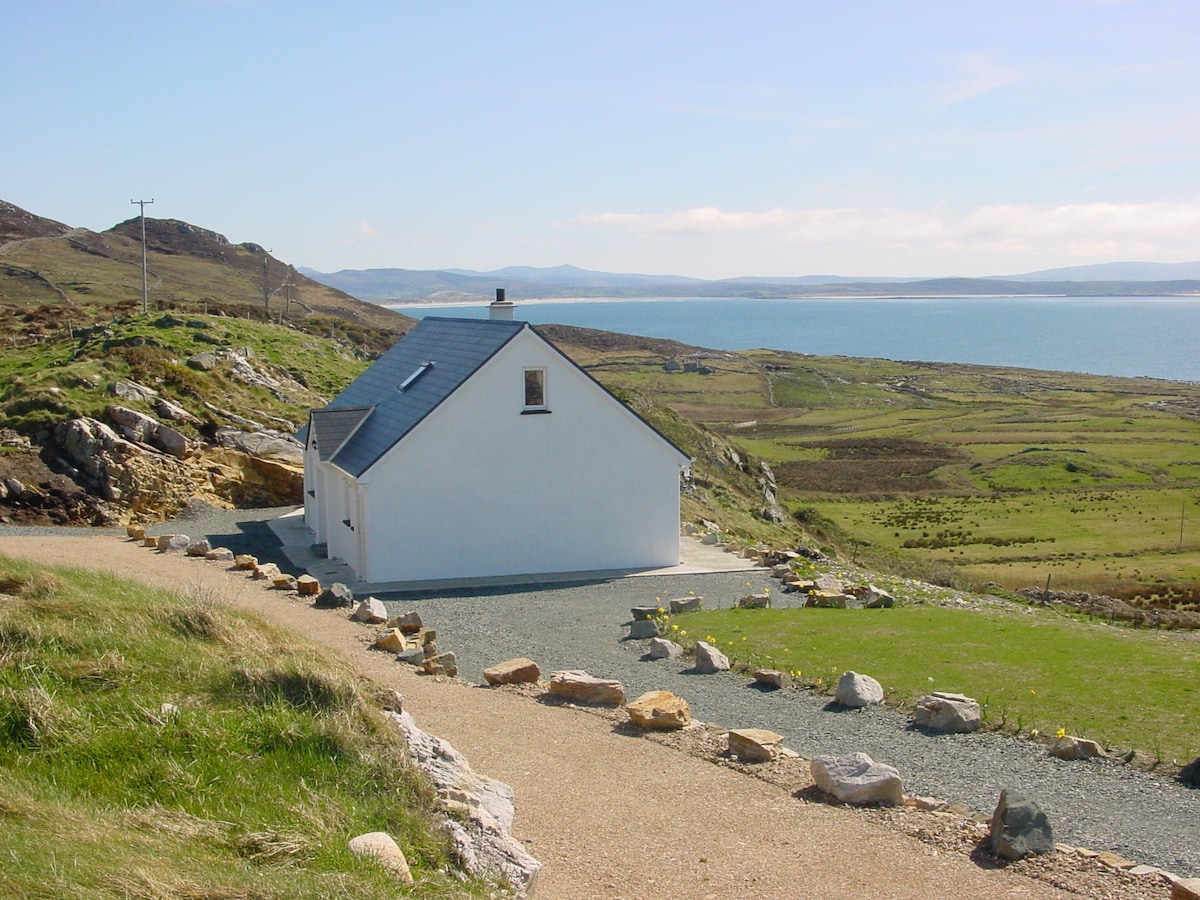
[269,508,759,596]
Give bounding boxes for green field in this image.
[672,603,1200,764]
[558,339,1200,594]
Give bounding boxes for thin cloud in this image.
[572,201,1200,262]
[356,220,379,238]
[936,52,1025,106]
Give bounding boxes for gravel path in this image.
[379,572,1200,879]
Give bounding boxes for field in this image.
[673,602,1200,764]
[550,335,1200,596]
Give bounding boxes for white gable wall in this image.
[356,329,685,583]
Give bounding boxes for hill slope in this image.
[0,201,414,351]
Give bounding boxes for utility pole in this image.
[262,250,270,311]
[130,198,154,314]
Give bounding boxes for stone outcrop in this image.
[625,691,691,730]
[835,671,885,708]
[48,414,302,524]
[694,641,730,673]
[107,405,190,458]
[913,692,981,733]
[388,710,540,895]
[547,670,626,706]
[811,752,903,805]
[990,789,1054,860]
[483,658,542,685]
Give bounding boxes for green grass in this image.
[563,341,1200,593]
[0,556,493,899]
[672,602,1200,763]
[0,314,372,434]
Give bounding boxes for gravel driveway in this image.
[377,571,1200,879]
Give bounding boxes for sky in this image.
[4,0,1199,280]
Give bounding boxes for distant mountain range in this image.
[300,261,1200,303]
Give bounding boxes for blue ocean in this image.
[391,296,1200,383]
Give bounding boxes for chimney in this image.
[489,287,515,321]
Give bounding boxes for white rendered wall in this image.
[324,467,362,576]
[357,329,685,583]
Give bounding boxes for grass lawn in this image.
[0,555,491,899]
[674,603,1200,764]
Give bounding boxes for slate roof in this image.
[314,316,524,478]
[308,405,372,462]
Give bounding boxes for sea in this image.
[388,296,1200,383]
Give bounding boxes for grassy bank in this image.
[0,555,491,899]
[673,602,1200,764]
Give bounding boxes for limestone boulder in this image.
[205,547,235,561]
[647,638,684,660]
[352,597,389,624]
[913,692,981,733]
[669,596,702,614]
[811,752,903,805]
[631,606,660,621]
[252,562,281,580]
[835,671,885,708]
[694,641,730,674]
[548,670,626,706]
[736,592,770,609]
[628,619,660,639]
[374,629,409,653]
[296,574,321,596]
[625,691,691,730]
[157,534,191,553]
[1049,735,1106,761]
[815,573,845,593]
[185,538,211,557]
[752,668,792,690]
[990,789,1054,860]
[483,658,541,685]
[234,554,258,570]
[386,610,423,633]
[347,832,413,884]
[727,728,784,762]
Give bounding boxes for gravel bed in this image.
[378,571,1200,879]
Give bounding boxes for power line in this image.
[130,198,154,314]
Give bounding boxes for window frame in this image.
[522,366,549,413]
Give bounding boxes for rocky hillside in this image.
[0,311,378,525]
[0,200,417,525]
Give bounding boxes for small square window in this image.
[523,368,546,408]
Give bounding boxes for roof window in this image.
[398,361,435,391]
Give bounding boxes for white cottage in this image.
[302,298,690,584]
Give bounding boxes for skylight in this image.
[398,361,434,391]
